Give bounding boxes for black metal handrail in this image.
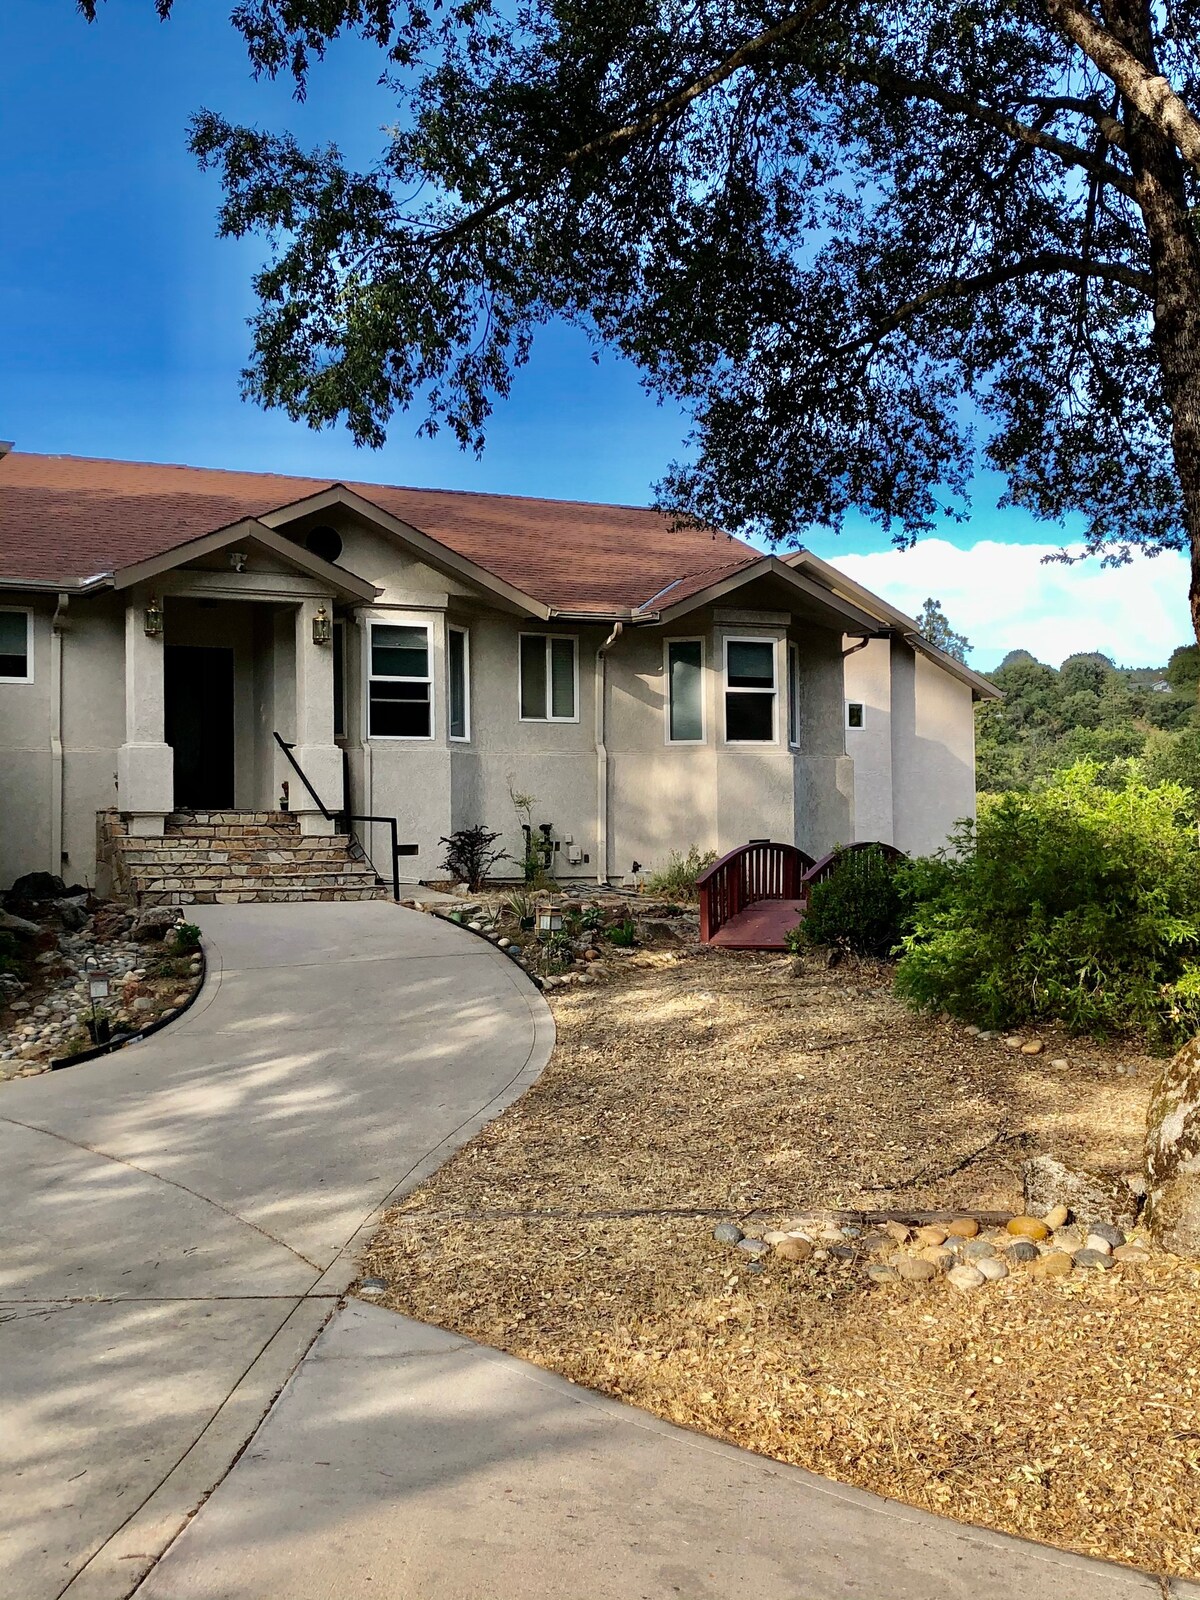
[273,732,415,901]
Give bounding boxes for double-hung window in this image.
[666,639,704,742]
[787,642,801,747]
[448,626,470,740]
[0,609,32,683]
[369,621,432,738]
[724,637,777,743]
[519,634,577,721]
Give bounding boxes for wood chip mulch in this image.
[362,945,1200,1581]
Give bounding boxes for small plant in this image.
[644,846,718,901]
[170,922,202,954]
[579,907,606,932]
[605,917,638,948]
[504,888,536,929]
[439,825,509,891]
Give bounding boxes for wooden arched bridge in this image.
[696,839,905,951]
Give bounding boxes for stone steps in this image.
[108,809,389,905]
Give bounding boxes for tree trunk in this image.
[1104,0,1200,645]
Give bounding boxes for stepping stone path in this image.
[710,1197,1158,1289]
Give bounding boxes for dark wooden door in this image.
[165,645,235,810]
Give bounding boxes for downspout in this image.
[50,593,69,876]
[594,621,624,886]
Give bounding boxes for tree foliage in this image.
[80,0,1200,638]
[916,597,971,663]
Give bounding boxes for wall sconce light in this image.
[143,596,164,637]
[312,605,332,646]
[228,550,248,573]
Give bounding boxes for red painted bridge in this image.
[695,840,905,951]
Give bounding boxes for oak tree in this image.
[81,1,1200,640]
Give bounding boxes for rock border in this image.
[48,942,208,1071]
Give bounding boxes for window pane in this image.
[449,629,467,738]
[847,702,865,729]
[550,638,575,718]
[727,640,775,688]
[372,623,428,679]
[668,641,703,741]
[520,635,547,718]
[370,680,430,737]
[0,612,27,678]
[726,690,774,742]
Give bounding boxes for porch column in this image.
[291,599,343,835]
[117,591,173,835]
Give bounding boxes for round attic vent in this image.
[304,524,343,564]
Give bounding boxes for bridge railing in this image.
[696,840,815,942]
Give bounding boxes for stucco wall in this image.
[0,595,54,886]
[891,644,977,856]
[843,637,894,844]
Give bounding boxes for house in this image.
[0,448,999,899]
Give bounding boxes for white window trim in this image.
[518,632,580,723]
[846,701,866,730]
[722,633,779,745]
[448,624,471,742]
[367,618,435,741]
[663,636,706,745]
[0,607,33,685]
[788,641,801,748]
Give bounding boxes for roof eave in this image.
[111,518,380,603]
[649,555,881,632]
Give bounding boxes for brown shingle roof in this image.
[0,452,760,612]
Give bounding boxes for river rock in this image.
[961,1238,996,1261]
[896,1257,938,1283]
[713,1223,743,1246]
[945,1217,979,1238]
[774,1236,813,1263]
[866,1263,899,1284]
[1083,1233,1113,1256]
[1087,1221,1126,1249]
[976,1257,1008,1281]
[1031,1250,1074,1278]
[1113,1243,1152,1265]
[1005,1239,1040,1263]
[1043,1204,1070,1230]
[1023,1154,1139,1229]
[1073,1247,1116,1270]
[913,1225,947,1246]
[1006,1216,1050,1241]
[130,906,181,943]
[947,1264,986,1291]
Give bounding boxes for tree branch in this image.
[847,63,1137,197]
[836,250,1151,358]
[1045,0,1200,173]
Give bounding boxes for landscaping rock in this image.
[866,1263,899,1284]
[913,1224,948,1246]
[1145,1035,1200,1257]
[1083,1232,1113,1256]
[883,1220,911,1245]
[130,906,181,943]
[947,1264,986,1291]
[1050,1057,1069,1070]
[1021,1039,1045,1055]
[0,974,25,1008]
[1043,1204,1070,1230]
[962,1238,996,1261]
[774,1236,813,1263]
[945,1217,979,1238]
[976,1257,1008,1282]
[1088,1221,1126,1249]
[737,1237,770,1258]
[896,1257,938,1283]
[1003,1237,1038,1263]
[1031,1250,1074,1278]
[1050,1227,1086,1253]
[1023,1153,1139,1229]
[0,908,40,937]
[1113,1243,1152,1264]
[9,871,66,900]
[713,1223,744,1245]
[1074,1247,1116,1270]
[919,1247,955,1271]
[1006,1216,1051,1241]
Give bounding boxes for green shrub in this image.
[605,918,638,948]
[170,922,202,954]
[895,762,1200,1045]
[787,845,908,958]
[0,931,22,977]
[644,846,718,901]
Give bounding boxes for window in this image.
[448,626,470,740]
[847,701,865,730]
[724,637,777,743]
[519,634,577,721]
[0,609,31,683]
[369,621,432,738]
[666,639,704,742]
[332,621,346,739]
[787,642,800,746]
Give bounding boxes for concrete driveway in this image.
[0,902,553,1600]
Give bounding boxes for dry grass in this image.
[363,946,1200,1580]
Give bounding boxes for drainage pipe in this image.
[50,593,69,877]
[594,621,624,886]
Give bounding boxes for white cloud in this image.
[827,539,1192,671]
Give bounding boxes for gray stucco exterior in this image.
[0,494,992,890]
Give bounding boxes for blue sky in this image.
[2,0,1191,668]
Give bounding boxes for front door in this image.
[165,645,235,810]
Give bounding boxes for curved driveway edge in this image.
[139,1300,1197,1600]
[0,902,554,1600]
